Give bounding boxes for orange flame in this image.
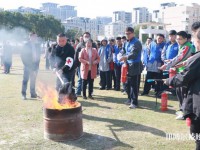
[38,83,80,110]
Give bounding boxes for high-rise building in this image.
[96,17,112,25]
[160,2,177,9]
[62,17,105,39]
[104,21,131,38]
[152,10,161,23]
[59,5,77,21]
[8,6,41,14]
[162,3,200,33]
[41,2,59,19]
[41,2,77,21]
[112,11,132,23]
[132,7,151,24]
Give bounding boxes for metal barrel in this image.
[43,105,83,141]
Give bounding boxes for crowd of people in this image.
[1,21,200,149]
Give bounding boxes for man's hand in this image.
[158,64,167,71]
[163,79,167,85]
[58,69,63,74]
[120,56,127,62]
[92,60,98,65]
[164,60,170,63]
[52,68,56,73]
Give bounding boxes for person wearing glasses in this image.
[165,21,200,150]
[159,31,195,120]
[120,27,143,109]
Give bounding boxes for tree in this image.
[65,28,82,40]
[0,11,65,40]
[134,25,140,39]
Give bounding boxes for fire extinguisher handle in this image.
[147,79,155,82]
[163,72,169,75]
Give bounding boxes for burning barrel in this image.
[39,82,83,141]
[43,104,83,141]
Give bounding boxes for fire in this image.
[38,83,80,110]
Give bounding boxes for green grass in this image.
[0,55,195,150]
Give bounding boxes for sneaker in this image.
[115,88,120,91]
[175,113,184,120]
[99,87,105,90]
[122,91,127,95]
[129,104,137,109]
[31,94,38,98]
[124,100,131,105]
[22,95,26,100]
[76,93,81,97]
[175,110,183,116]
[82,96,87,100]
[88,95,94,100]
[140,93,148,96]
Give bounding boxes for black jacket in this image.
[166,51,200,119]
[125,39,143,76]
[54,43,75,74]
[21,41,41,71]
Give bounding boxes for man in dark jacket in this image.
[53,33,75,91]
[120,27,143,109]
[165,21,200,150]
[21,32,41,100]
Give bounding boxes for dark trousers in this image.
[143,71,163,94]
[110,70,116,89]
[100,71,111,89]
[190,119,200,150]
[114,63,121,90]
[82,71,94,97]
[4,61,12,73]
[75,67,82,95]
[127,75,140,105]
[45,58,50,70]
[176,87,186,111]
[22,67,38,96]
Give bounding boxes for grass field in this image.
[0,55,195,150]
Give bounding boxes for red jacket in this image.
[79,48,100,80]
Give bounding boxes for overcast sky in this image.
[1,0,199,18]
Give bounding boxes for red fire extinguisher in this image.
[169,68,176,88]
[109,61,114,70]
[121,63,128,83]
[161,92,168,111]
[186,117,191,127]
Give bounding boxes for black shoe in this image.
[124,100,131,105]
[22,95,26,100]
[99,87,105,90]
[115,88,120,91]
[140,93,148,96]
[83,96,87,99]
[88,95,94,100]
[106,88,111,90]
[31,94,38,98]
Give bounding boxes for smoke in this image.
[0,27,29,44]
[0,27,46,54]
